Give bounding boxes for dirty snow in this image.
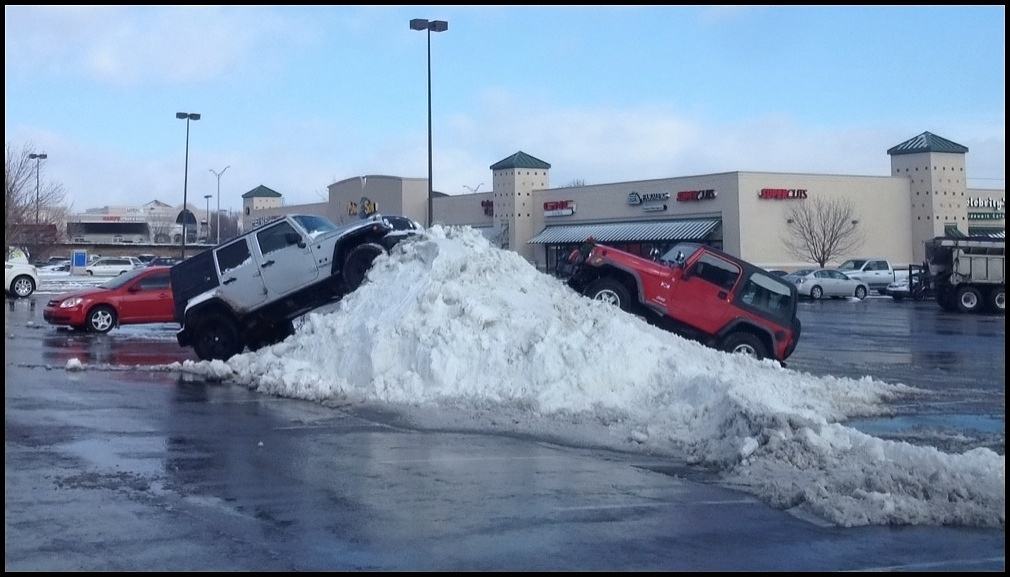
[65,358,84,371]
[187,226,1005,528]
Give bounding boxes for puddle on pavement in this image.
[848,414,1005,436]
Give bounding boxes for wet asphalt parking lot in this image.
[4,293,1005,570]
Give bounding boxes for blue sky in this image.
[5,5,1005,211]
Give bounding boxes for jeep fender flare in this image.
[715,318,776,352]
[184,297,240,329]
[591,262,664,316]
[330,227,391,277]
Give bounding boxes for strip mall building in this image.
[243,131,1004,271]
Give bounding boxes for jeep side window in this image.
[739,272,792,319]
[257,221,300,256]
[217,239,251,275]
[689,253,740,290]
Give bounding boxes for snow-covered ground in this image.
[36,272,108,295]
[171,226,1003,528]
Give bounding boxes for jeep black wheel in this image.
[192,313,243,361]
[583,277,633,312]
[343,242,385,292]
[721,331,769,360]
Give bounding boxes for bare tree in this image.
[210,210,241,243]
[561,178,587,188]
[5,142,68,258]
[783,197,864,267]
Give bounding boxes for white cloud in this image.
[4,6,320,86]
[7,95,1004,215]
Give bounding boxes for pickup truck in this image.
[837,258,909,293]
[170,214,421,360]
[566,241,801,362]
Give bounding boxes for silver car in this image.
[785,268,868,300]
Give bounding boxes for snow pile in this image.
[205,226,1004,528]
[65,358,84,371]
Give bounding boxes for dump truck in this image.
[924,236,1004,314]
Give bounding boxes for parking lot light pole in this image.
[176,112,201,259]
[410,18,448,228]
[203,194,212,243]
[209,165,230,244]
[28,152,48,225]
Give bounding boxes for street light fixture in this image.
[410,18,448,228]
[203,194,213,243]
[28,153,48,225]
[209,165,230,244]
[176,112,201,259]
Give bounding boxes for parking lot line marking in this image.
[552,499,758,512]
[847,556,1005,572]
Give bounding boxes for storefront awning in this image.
[528,218,720,245]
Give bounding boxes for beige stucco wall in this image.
[736,172,913,268]
[433,191,493,228]
[528,173,740,270]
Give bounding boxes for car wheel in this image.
[584,277,633,312]
[955,285,983,313]
[721,331,769,360]
[87,305,117,333]
[192,313,243,361]
[891,294,904,302]
[854,285,867,300]
[810,285,823,300]
[342,242,385,292]
[11,275,35,298]
[988,287,1005,315]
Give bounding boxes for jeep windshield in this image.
[293,215,338,239]
[659,243,701,264]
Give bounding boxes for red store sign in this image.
[544,200,576,217]
[676,189,717,202]
[759,188,808,200]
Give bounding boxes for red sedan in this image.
[43,266,176,333]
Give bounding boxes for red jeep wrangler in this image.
[566,241,801,361]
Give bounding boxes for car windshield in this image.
[837,259,866,271]
[293,215,338,239]
[101,268,147,289]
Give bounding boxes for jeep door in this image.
[666,251,741,334]
[214,237,268,311]
[254,220,319,297]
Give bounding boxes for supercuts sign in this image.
[676,189,717,202]
[544,200,576,217]
[759,188,808,200]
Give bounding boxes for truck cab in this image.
[838,258,907,292]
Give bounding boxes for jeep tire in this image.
[343,242,385,292]
[721,331,769,360]
[584,277,633,312]
[192,313,243,361]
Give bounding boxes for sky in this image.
[4,5,1005,212]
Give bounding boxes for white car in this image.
[785,268,869,300]
[5,261,39,298]
[85,257,142,276]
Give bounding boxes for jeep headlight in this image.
[60,297,84,308]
